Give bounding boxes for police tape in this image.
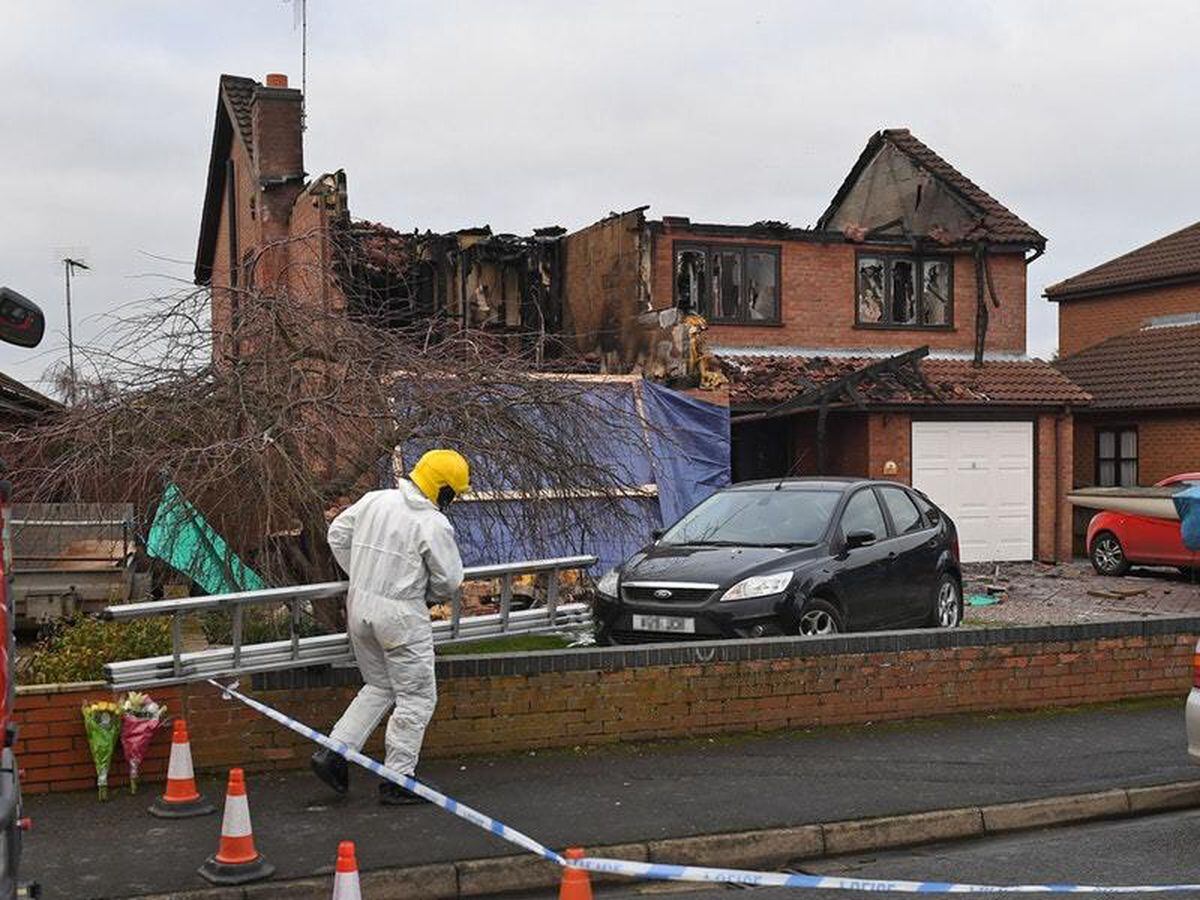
[211,679,1200,894]
[208,679,564,865]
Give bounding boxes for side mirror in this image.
[0,287,45,348]
[844,529,876,550]
[650,528,665,542]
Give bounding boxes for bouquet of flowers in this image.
[81,700,122,800]
[119,691,167,794]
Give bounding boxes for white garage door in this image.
[911,420,1034,563]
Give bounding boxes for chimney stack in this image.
[251,73,303,186]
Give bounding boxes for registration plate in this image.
[631,614,695,634]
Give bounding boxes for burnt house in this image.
[194,74,571,366]
[191,75,1086,563]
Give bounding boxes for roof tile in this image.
[220,74,256,159]
[1055,322,1200,410]
[1045,220,1200,299]
[881,129,1045,247]
[720,353,1088,409]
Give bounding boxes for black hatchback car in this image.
[594,478,962,644]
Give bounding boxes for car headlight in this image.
[596,569,619,599]
[719,571,794,602]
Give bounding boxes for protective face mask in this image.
[436,486,457,511]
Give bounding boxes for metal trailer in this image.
[8,503,138,630]
[103,555,597,690]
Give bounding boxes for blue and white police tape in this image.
[211,679,1200,893]
[208,679,564,866]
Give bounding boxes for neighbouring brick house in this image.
[1048,221,1200,547]
[193,75,1085,563]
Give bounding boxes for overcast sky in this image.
[2,1,1198,392]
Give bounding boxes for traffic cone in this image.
[149,718,215,818]
[558,847,593,900]
[197,768,275,885]
[331,840,362,900]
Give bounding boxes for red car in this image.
[1088,472,1200,576]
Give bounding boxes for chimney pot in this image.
[265,73,288,88]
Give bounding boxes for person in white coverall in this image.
[310,449,469,805]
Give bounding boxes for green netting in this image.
[145,482,265,594]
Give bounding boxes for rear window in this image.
[662,489,841,547]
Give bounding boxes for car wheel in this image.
[797,598,843,636]
[927,573,962,629]
[1090,531,1130,576]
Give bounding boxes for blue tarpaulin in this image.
[1175,485,1200,552]
[386,379,730,573]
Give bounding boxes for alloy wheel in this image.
[798,609,838,635]
[1093,536,1124,573]
[937,580,961,628]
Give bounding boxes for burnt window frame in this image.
[854,250,955,330]
[1095,426,1138,487]
[672,241,782,326]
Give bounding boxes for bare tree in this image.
[4,246,661,616]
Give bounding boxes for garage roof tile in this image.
[719,353,1090,409]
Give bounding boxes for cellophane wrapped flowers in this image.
[119,691,167,794]
[81,700,122,800]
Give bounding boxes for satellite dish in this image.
[0,287,46,348]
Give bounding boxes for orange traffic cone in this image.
[197,768,275,885]
[331,840,362,900]
[559,847,593,900]
[149,719,215,818]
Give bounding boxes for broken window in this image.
[1097,428,1138,487]
[746,250,779,321]
[712,251,742,319]
[855,253,953,328]
[673,243,780,323]
[921,259,951,325]
[891,259,915,323]
[856,257,885,323]
[675,248,706,315]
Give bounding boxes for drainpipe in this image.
[1053,412,1060,562]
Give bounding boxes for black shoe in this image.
[310,748,349,795]
[378,780,431,806]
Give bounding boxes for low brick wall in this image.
[16,684,183,795]
[16,618,1199,794]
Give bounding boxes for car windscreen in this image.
[660,489,841,547]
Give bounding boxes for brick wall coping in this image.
[18,617,1200,698]
[431,616,1200,678]
[256,616,1200,690]
[16,680,106,696]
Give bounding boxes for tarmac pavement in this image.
[22,698,1197,898]
[553,808,1200,899]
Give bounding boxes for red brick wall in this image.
[16,685,182,795]
[867,412,912,481]
[17,620,1190,792]
[1057,282,1200,357]
[1074,412,1200,488]
[1033,413,1075,562]
[650,228,1028,355]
